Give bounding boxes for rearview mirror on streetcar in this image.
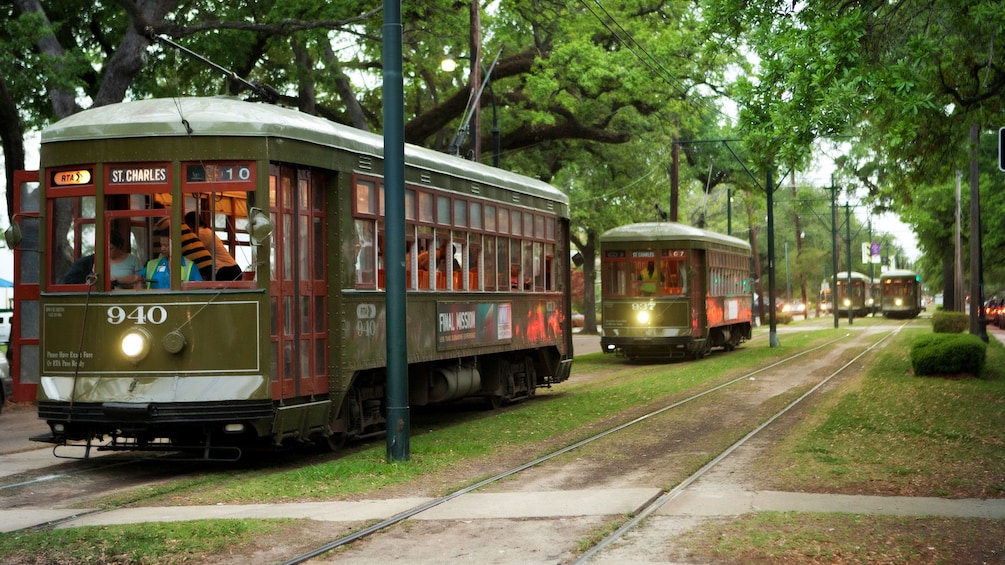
[3,223,21,249]
[247,207,274,245]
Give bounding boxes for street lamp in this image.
[442,48,502,167]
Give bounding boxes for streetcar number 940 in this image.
[107,305,168,325]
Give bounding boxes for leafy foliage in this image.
[910,332,987,376]
[702,0,1005,298]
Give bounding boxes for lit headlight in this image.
[121,328,152,362]
[843,298,851,306]
[895,298,903,306]
[636,310,651,324]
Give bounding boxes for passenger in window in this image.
[155,217,214,280]
[185,212,242,281]
[638,261,663,295]
[108,231,143,289]
[418,240,458,271]
[511,265,531,290]
[144,235,203,289]
[61,254,96,285]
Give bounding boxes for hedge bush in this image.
[910,333,987,377]
[932,310,968,333]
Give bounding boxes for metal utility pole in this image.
[469,0,482,162]
[969,124,987,341]
[955,171,964,312]
[767,168,779,347]
[670,141,680,222]
[846,202,853,325]
[383,0,409,462]
[830,175,839,328]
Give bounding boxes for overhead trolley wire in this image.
[578,0,730,121]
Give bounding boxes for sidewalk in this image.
[4,487,1004,533]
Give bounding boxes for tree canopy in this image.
[5,0,996,322]
[701,0,1005,296]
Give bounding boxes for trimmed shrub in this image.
[932,311,968,333]
[910,333,987,377]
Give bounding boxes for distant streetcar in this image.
[10,97,573,458]
[817,285,833,316]
[835,271,872,318]
[879,269,923,318]
[599,222,753,361]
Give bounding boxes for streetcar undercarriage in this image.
[601,322,750,361]
[31,347,569,459]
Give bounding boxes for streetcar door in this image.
[269,166,328,400]
[10,169,40,402]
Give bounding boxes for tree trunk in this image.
[0,73,25,223]
[581,232,599,335]
[571,230,599,335]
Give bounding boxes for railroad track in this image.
[279,324,902,564]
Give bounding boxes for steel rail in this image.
[573,323,905,563]
[279,332,854,565]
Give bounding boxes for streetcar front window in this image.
[49,195,96,287]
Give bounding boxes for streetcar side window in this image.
[355,219,376,287]
[353,177,559,294]
[483,235,497,291]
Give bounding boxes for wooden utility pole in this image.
[469,0,482,162]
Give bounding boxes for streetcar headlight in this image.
[843,298,851,306]
[636,310,651,324]
[895,298,903,306]
[121,327,152,362]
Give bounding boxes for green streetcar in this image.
[599,222,753,361]
[879,269,923,318]
[10,97,573,458]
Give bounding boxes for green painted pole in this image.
[383,0,409,461]
[767,168,779,348]
[846,202,853,326]
[830,175,838,328]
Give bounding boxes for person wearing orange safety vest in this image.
[144,235,203,289]
[638,261,662,295]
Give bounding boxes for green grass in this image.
[754,327,1005,498]
[683,512,1005,564]
[91,327,847,508]
[0,520,288,565]
[671,325,1005,563]
[10,323,996,564]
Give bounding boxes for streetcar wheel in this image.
[484,395,503,410]
[324,432,347,452]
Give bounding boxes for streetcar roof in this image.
[599,222,750,252]
[880,269,919,280]
[41,96,569,214]
[834,271,871,281]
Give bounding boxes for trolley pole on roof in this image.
[383,0,410,461]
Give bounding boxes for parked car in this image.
[0,348,11,415]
